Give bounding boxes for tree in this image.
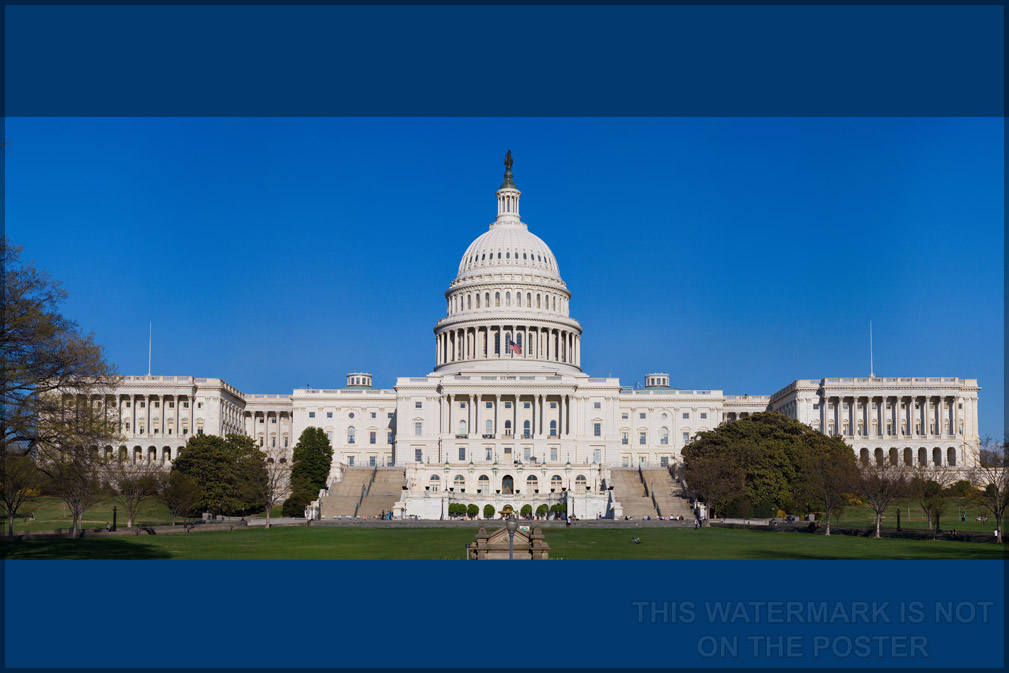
[970,437,1009,543]
[105,459,165,528]
[1,242,118,463]
[171,434,266,515]
[290,427,333,495]
[483,504,495,519]
[253,448,290,528]
[466,503,479,519]
[796,436,858,535]
[683,412,849,517]
[1,450,43,535]
[162,471,202,526]
[535,503,548,519]
[41,442,103,538]
[910,466,957,538]
[520,504,533,519]
[851,459,909,539]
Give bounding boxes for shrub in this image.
[483,504,495,519]
[536,504,548,519]
[520,504,533,518]
[282,490,312,518]
[466,504,479,519]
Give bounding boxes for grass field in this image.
[3,497,282,533]
[831,498,996,533]
[2,526,1005,560]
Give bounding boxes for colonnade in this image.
[819,395,964,439]
[442,392,573,441]
[436,324,580,367]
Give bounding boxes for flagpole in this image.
[147,321,152,377]
[869,320,874,378]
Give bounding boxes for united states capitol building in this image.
[101,156,981,519]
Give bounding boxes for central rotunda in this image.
[434,153,582,375]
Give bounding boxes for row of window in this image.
[122,400,199,409]
[325,428,394,445]
[449,289,565,314]
[308,410,394,419]
[619,411,708,420]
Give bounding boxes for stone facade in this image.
[88,157,982,519]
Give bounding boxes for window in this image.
[486,402,493,409]
[139,401,145,408]
[682,432,689,443]
[349,412,355,419]
[459,420,467,435]
[388,412,394,419]
[593,422,601,437]
[458,447,466,461]
[197,428,204,436]
[327,412,333,418]
[660,427,669,445]
[197,402,202,409]
[415,401,422,409]
[549,420,557,436]
[621,432,629,445]
[369,431,376,445]
[485,448,493,460]
[639,432,646,445]
[639,412,646,419]
[168,401,174,408]
[414,421,423,436]
[621,413,629,420]
[387,431,394,443]
[478,474,490,492]
[523,402,531,409]
[550,447,558,462]
[550,402,557,409]
[371,412,376,418]
[459,402,466,408]
[682,412,690,419]
[593,402,601,409]
[309,412,316,419]
[153,401,160,408]
[347,427,356,444]
[348,456,355,467]
[125,401,131,408]
[523,447,531,461]
[504,402,512,409]
[271,417,276,423]
[592,449,601,463]
[700,413,707,419]
[485,419,493,435]
[575,474,587,489]
[369,456,376,467]
[414,448,423,462]
[523,420,531,437]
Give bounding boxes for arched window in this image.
[859,448,869,463]
[527,475,538,491]
[504,420,512,435]
[485,419,493,435]
[495,292,501,307]
[523,420,531,437]
[903,447,913,465]
[918,447,927,465]
[932,447,942,466]
[527,293,532,306]
[454,474,466,490]
[947,447,957,466]
[494,332,501,354]
[873,448,883,465]
[888,447,898,465]
[516,293,521,307]
[348,426,356,444]
[476,294,481,308]
[467,294,472,309]
[478,474,490,492]
[459,420,467,435]
[660,427,669,445]
[575,474,587,490]
[537,294,541,308]
[506,292,511,306]
[549,419,557,437]
[429,474,441,492]
[550,475,563,491]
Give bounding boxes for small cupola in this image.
[346,372,372,388]
[645,373,670,389]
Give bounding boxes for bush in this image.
[483,504,495,519]
[282,490,312,518]
[449,503,467,518]
[536,504,548,519]
[520,504,533,518]
[466,504,479,519]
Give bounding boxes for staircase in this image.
[610,469,659,518]
[641,468,695,519]
[318,468,405,519]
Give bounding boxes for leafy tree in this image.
[535,504,548,519]
[1,450,42,535]
[171,434,266,515]
[282,490,311,518]
[483,504,495,519]
[466,503,479,519]
[684,412,853,518]
[520,504,533,519]
[162,471,202,525]
[549,503,567,519]
[290,427,333,495]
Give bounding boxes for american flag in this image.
[509,342,522,355]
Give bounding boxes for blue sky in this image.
[7,117,1003,437]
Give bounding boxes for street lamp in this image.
[505,515,518,560]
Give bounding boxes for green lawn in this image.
[2,526,1005,560]
[831,498,996,533]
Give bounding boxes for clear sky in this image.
[6,117,1004,437]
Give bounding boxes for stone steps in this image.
[319,469,404,518]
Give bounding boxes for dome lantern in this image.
[496,149,521,222]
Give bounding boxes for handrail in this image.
[353,466,379,518]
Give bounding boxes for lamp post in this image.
[505,515,518,560]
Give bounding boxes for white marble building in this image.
[91,156,982,518]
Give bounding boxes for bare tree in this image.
[255,448,291,528]
[851,458,909,539]
[797,441,857,536]
[910,465,957,538]
[105,458,165,528]
[970,437,1008,543]
[685,451,742,520]
[162,471,202,526]
[1,449,43,535]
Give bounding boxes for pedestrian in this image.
[105,522,111,532]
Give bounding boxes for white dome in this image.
[456,221,561,281]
